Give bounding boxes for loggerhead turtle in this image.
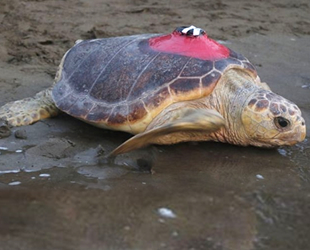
[0,25,306,156]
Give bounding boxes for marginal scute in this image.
[143,87,171,111]
[107,105,128,125]
[56,94,78,113]
[68,97,94,117]
[52,82,71,101]
[214,58,242,72]
[127,101,148,123]
[242,61,257,76]
[201,71,221,88]
[86,104,113,122]
[170,78,200,96]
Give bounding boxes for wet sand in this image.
[1,0,310,249]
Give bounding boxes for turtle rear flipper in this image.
[109,108,225,156]
[0,88,59,127]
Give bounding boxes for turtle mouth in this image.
[242,114,306,148]
[263,123,306,147]
[250,137,300,148]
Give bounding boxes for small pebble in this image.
[158,218,165,223]
[256,174,264,179]
[158,208,177,218]
[15,149,23,153]
[301,84,310,89]
[39,173,50,178]
[277,148,287,156]
[172,231,179,237]
[15,129,27,139]
[0,169,20,174]
[0,119,11,138]
[0,146,8,150]
[24,169,37,173]
[8,181,21,186]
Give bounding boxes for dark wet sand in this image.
[1,0,310,249]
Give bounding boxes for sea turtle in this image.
[0,25,306,156]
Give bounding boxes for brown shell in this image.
[52,34,257,131]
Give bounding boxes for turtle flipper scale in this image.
[109,108,225,156]
[0,88,59,126]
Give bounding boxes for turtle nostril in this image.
[302,122,305,126]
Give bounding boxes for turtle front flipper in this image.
[109,108,225,156]
[0,88,59,127]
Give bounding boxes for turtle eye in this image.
[274,117,290,129]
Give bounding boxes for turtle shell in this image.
[52,27,257,134]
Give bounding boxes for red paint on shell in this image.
[149,31,230,60]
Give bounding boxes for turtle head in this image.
[241,89,306,147]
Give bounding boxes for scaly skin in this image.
[147,69,306,147]
[0,51,66,127]
[0,88,58,126]
[200,69,306,147]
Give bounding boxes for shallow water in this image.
[1,35,310,250]
[1,136,310,250]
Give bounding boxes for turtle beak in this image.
[299,118,306,141]
[282,117,306,145]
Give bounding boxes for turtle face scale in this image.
[241,89,306,147]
